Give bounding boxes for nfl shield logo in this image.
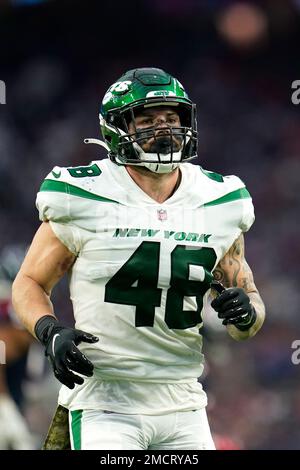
[157,209,167,221]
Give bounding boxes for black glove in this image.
[210,283,257,331]
[35,315,99,389]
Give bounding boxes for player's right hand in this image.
[34,315,99,389]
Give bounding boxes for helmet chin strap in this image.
[84,137,179,173]
[126,142,182,174]
[84,136,188,174]
[135,155,181,174]
[124,160,181,174]
[143,162,180,174]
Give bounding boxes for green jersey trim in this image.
[40,179,120,204]
[203,187,251,208]
[200,168,224,182]
[70,410,82,450]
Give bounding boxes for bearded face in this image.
[128,106,183,155]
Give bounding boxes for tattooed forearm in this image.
[213,234,255,292]
[213,267,226,284]
[230,235,242,287]
[240,259,255,292]
[213,233,265,340]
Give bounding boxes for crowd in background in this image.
[0,0,300,449]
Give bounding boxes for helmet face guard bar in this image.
[118,126,197,164]
[107,103,198,164]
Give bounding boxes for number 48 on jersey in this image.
[105,241,216,330]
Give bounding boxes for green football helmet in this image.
[98,68,197,173]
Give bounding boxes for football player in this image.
[12,68,265,450]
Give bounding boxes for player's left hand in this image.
[211,287,257,331]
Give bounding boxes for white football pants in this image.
[69,408,215,450]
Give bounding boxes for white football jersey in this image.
[36,159,254,413]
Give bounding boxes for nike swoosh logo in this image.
[52,333,60,356]
[52,170,61,178]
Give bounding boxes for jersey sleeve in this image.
[217,175,255,232]
[239,190,255,233]
[35,167,81,255]
[223,174,255,233]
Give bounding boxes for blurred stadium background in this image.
[0,0,300,450]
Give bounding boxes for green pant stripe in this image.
[71,410,83,450]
